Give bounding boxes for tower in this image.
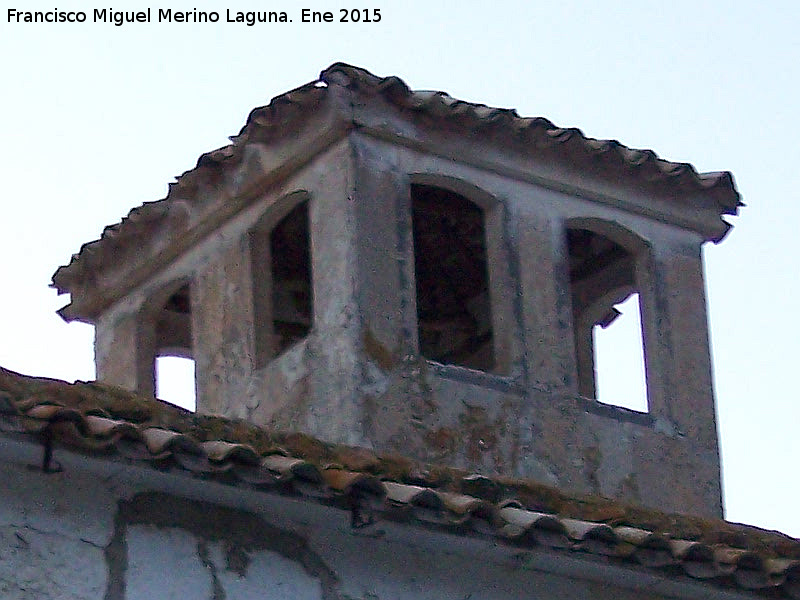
[53,64,740,517]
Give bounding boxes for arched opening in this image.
[566,225,648,411]
[250,198,312,368]
[411,184,495,372]
[152,282,196,410]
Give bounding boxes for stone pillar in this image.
[351,137,413,360]
[482,193,518,375]
[301,146,364,445]
[516,210,577,392]
[95,308,155,398]
[635,237,722,515]
[646,240,719,445]
[191,238,255,416]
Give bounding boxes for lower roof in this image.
[1,365,796,598]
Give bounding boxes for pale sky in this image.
[1,0,798,537]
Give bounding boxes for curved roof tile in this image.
[1,366,798,597]
[52,63,742,307]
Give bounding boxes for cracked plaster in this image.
[0,442,757,600]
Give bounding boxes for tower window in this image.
[250,199,312,368]
[411,184,495,372]
[567,227,648,411]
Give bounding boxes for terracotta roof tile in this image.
[614,526,676,567]
[498,506,570,548]
[1,365,797,598]
[52,63,741,318]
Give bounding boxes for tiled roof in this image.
[51,63,742,310]
[1,366,797,598]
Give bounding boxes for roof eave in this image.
[52,95,355,323]
[52,64,742,321]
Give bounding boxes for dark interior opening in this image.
[262,200,312,361]
[251,200,313,368]
[411,184,495,372]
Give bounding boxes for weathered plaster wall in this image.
[1,438,741,600]
[91,133,722,518]
[1,443,115,599]
[345,136,722,517]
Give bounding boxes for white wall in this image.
[0,435,749,600]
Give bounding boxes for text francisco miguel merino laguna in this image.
[6,8,312,26]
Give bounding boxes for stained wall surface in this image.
[1,439,720,600]
[92,134,722,517]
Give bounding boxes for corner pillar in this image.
[645,241,719,446]
[95,309,156,398]
[191,238,255,416]
[351,138,413,359]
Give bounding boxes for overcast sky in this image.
[1,0,798,537]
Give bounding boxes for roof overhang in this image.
[52,63,742,323]
[1,367,796,599]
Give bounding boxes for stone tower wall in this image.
[93,134,723,517]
